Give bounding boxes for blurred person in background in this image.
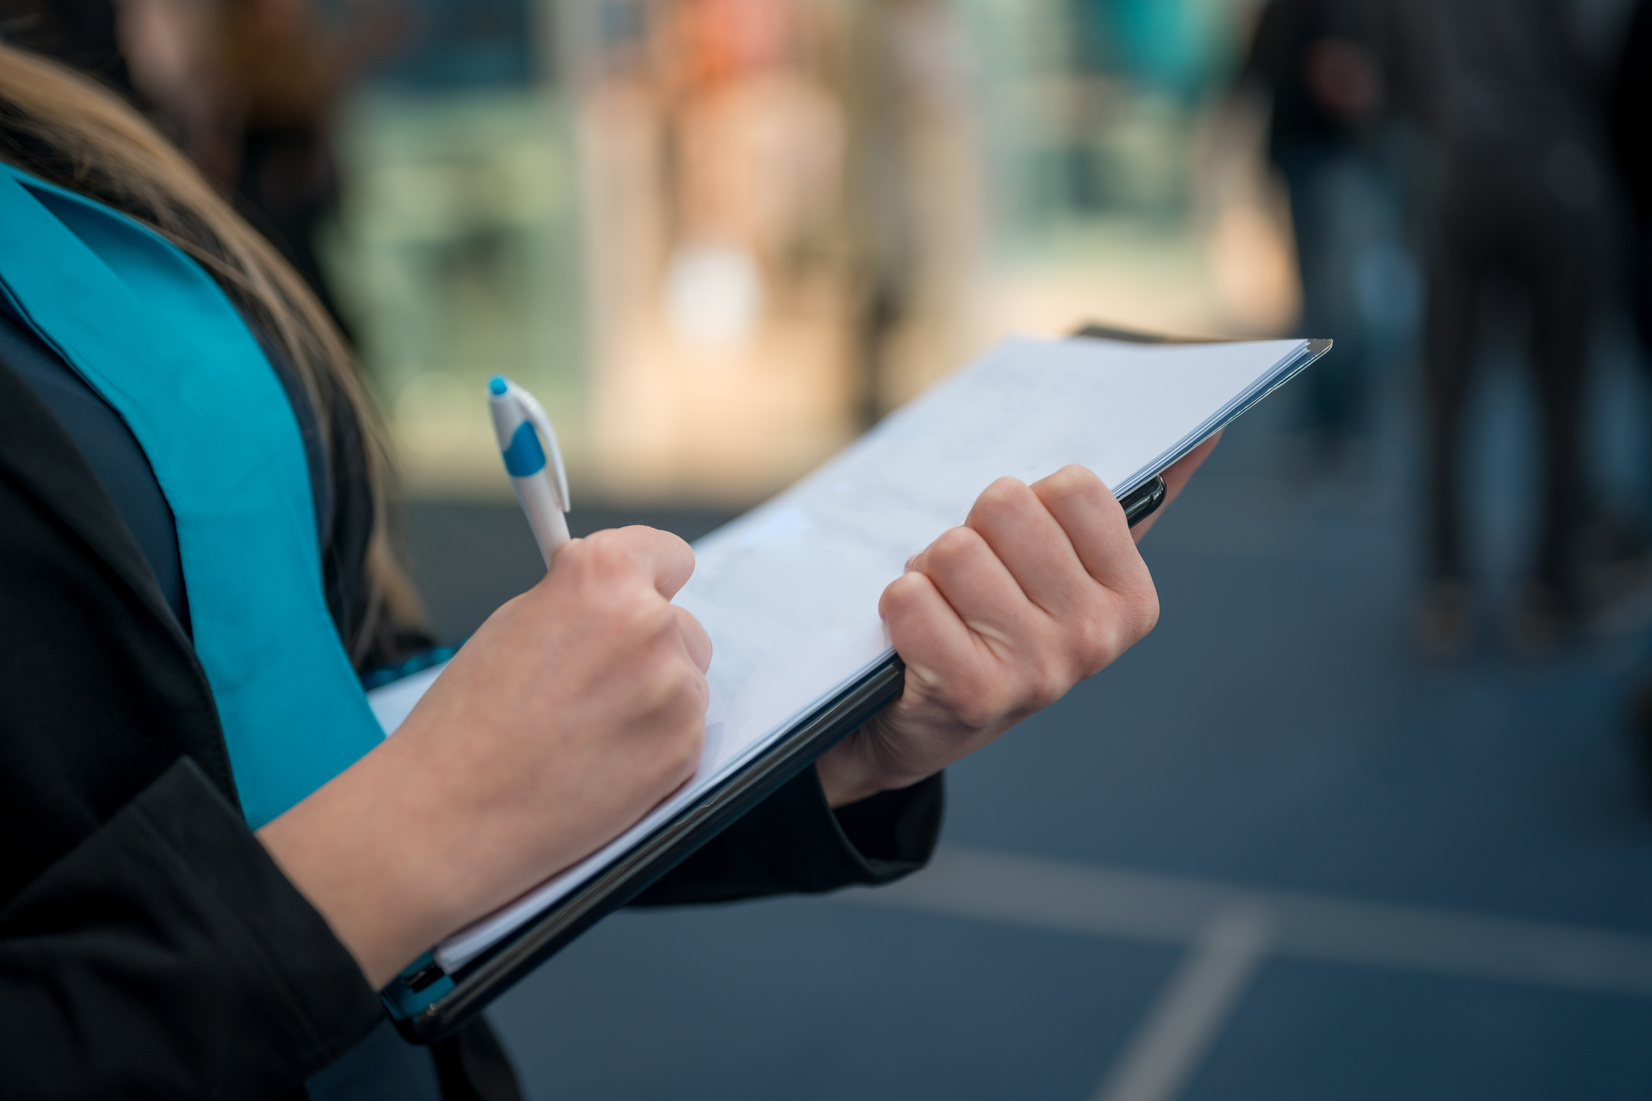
[1611,0,1651,361]
[1241,0,1406,467]
[1407,0,1613,659]
[2,0,394,321]
[0,0,130,88]
[218,0,400,327]
[1610,0,1652,786]
[840,0,983,427]
[656,0,844,345]
[117,0,240,183]
[842,0,924,429]
[0,0,229,171]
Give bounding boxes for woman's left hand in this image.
[814,435,1218,806]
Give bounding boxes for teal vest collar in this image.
[0,162,385,829]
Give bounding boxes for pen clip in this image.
[505,380,570,513]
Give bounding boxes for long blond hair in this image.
[0,42,421,662]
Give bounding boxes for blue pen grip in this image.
[502,420,547,477]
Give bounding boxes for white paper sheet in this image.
[367,334,1310,972]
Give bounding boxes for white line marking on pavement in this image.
[1092,905,1271,1101]
[841,846,1652,997]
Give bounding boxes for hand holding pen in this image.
[261,380,709,989]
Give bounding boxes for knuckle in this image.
[661,530,695,571]
[553,537,591,578]
[947,677,1003,730]
[978,476,1027,511]
[674,660,710,711]
[880,574,931,641]
[667,716,704,778]
[566,530,605,564]
[647,594,680,636]
[928,526,981,570]
[616,588,669,640]
[582,530,636,578]
[877,584,899,621]
[663,657,709,717]
[669,646,700,690]
[1128,582,1161,639]
[1029,659,1068,711]
[1139,589,1161,635]
[970,477,1033,529]
[884,570,928,608]
[641,646,691,706]
[1042,464,1104,502]
[1073,609,1118,673]
[559,538,614,592]
[587,548,625,583]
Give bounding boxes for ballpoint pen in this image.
[488,375,571,567]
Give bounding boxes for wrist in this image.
[817,719,925,808]
[815,745,881,808]
[257,735,467,989]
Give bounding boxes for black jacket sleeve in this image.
[0,359,382,1100]
[0,759,383,1101]
[634,766,944,906]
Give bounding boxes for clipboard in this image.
[380,327,1330,1043]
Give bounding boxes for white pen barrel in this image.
[512,474,571,567]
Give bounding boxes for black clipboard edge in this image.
[389,657,907,1042]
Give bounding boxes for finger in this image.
[1030,466,1148,592]
[672,606,713,673]
[964,477,1095,615]
[909,525,1042,650]
[879,569,989,697]
[587,525,697,598]
[1131,432,1221,541]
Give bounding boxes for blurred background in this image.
[9,0,1652,1095]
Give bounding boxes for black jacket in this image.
[0,352,942,1100]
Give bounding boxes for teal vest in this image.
[0,162,385,829]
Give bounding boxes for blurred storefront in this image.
[324,0,1298,503]
[328,87,584,495]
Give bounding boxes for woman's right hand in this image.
[257,526,711,988]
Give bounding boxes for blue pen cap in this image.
[489,375,508,396]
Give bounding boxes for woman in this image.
[0,43,1206,1100]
